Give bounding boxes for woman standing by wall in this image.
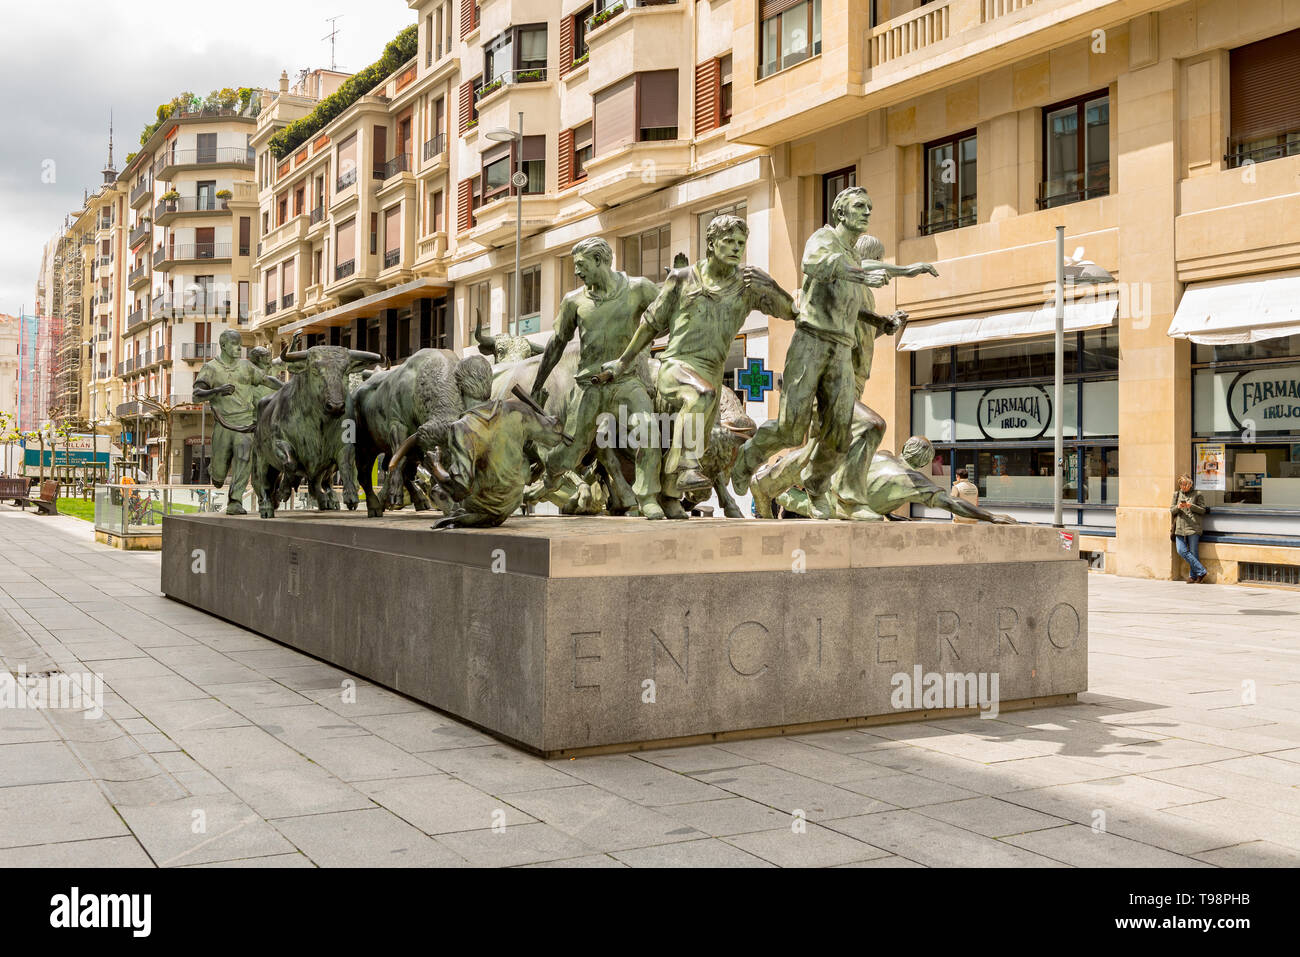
[1171,474,1208,583]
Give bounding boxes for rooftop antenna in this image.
[322,15,343,71]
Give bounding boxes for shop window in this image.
[759,0,822,79]
[923,130,976,234]
[1191,335,1300,510]
[1040,91,1109,208]
[911,329,1119,509]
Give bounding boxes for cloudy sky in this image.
[1,0,416,317]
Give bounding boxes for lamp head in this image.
[484,128,519,143]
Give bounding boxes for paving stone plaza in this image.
[2,507,1298,869]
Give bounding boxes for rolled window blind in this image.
[594,76,636,156]
[638,70,678,131]
[1230,29,1300,142]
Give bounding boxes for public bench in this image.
[2,479,59,515]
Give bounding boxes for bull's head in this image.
[280,345,383,415]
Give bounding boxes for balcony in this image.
[265,300,279,316]
[379,153,412,181]
[130,179,152,208]
[125,308,147,335]
[423,133,446,163]
[127,265,150,290]
[281,293,295,310]
[337,168,358,192]
[154,195,225,225]
[309,204,325,225]
[154,146,255,180]
[181,343,216,361]
[129,221,152,249]
[261,214,309,257]
[475,69,549,108]
[152,297,235,320]
[335,259,356,281]
[383,248,401,270]
[579,140,691,207]
[469,194,560,246]
[154,243,232,271]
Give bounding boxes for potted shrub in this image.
[572,51,590,68]
[216,188,233,210]
[161,190,180,212]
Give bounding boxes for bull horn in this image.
[428,448,453,487]
[278,340,310,363]
[473,310,496,356]
[347,350,383,365]
[209,405,256,434]
[528,339,545,356]
[386,432,422,478]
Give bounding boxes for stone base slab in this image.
[161,512,1088,756]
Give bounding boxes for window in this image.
[238,281,249,321]
[277,195,287,226]
[759,0,822,79]
[621,225,672,280]
[312,249,322,285]
[484,24,547,84]
[593,71,679,156]
[699,202,747,258]
[335,217,356,267]
[1192,334,1300,512]
[1040,91,1109,208]
[506,264,543,334]
[719,54,733,125]
[558,255,583,294]
[294,185,305,217]
[239,217,251,256]
[923,130,976,234]
[470,280,491,330]
[910,328,1119,511]
[573,5,594,62]
[197,180,216,209]
[521,135,545,193]
[638,70,678,141]
[483,150,512,201]
[822,166,855,226]
[431,189,444,232]
[1227,29,1300,168]
[572,123,593,181]
[384,205,402,267]
[370,212,379,255]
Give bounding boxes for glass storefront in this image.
[1191,334,1300,512]
[910,328,1119,513]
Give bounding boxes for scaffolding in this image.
[53,230,86,428]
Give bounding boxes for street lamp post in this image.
[1053,226,1116,528]
[485,112,525,335]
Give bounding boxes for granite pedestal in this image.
[161,513,1088,756]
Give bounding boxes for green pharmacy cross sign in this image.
[734,357,774,402]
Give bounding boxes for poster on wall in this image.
[1195,443,1226,491]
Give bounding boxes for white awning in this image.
[1167,270,1300,345]
[897,295,1118,352]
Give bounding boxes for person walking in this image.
[950,468,979,524]
[1171,474,1208,583]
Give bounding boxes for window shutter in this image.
[560,16,574,78]
[457,179,472,232]
[558,128,574,189]
[695,59,719,136]
[458,80,473,134]
[460,0,476,39]
[1230,29,1300,142]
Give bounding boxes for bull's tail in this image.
[210,406,257,433]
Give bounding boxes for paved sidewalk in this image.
[2,506,1299,868]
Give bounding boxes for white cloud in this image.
[0,0,417,315]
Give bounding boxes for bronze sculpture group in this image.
[196,187,1015,528]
